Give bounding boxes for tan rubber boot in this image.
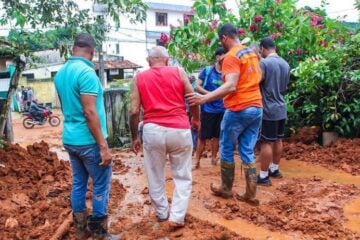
[236,162,259,206]
[210,161,235,198]
[73,212,89,240]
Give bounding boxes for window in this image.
[22,73,35,81]
[116,43,120,54]
[156,12,167,26]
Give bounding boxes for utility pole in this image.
[98,16,105,87]
[93,3,108,88]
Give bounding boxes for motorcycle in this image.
[22,108,61,129]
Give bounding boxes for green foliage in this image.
[0,138,7,149]
[0,0,147,56]
[290,33,360,137]
[109,79,132,90]
[168,0,352,71]
[168,0,359,137]
[7,28,74,53]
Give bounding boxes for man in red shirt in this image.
[130,46,200,227]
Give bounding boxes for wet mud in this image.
[203,178,359,239]
[284,138,360,175]
[4,114,360,239]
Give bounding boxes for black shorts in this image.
[260,119,286,142]
[200,112,224,140]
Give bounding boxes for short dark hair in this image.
[260,37,276,49]
[215,47,227,57]
[74,33,96,49]
[218,24,238,39]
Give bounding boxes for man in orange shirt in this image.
[186,24,263,205]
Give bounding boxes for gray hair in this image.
[148,46,169,58]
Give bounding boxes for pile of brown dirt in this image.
[0,141,128,239]
[0,141,71,239]
[110,214,250,240]
[205,178,359,240]
[289,127,321,144]
[283,138,360,175]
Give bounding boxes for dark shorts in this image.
[260,119,286,142]
[200,112,224,140]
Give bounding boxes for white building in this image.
[103,0,193,69]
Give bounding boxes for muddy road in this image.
[1,112,359,239]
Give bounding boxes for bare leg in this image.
[260,142,273,172]
[272,139,283,165]
[211,138,219,165]
[194,138,206,169]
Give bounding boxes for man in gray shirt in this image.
[257,37,290,186]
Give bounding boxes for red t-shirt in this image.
[136,66,190,129]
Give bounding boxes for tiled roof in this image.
[93,60,142,70]
[146,2,191,13]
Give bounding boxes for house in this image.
[103,0,193,69]
[93,59,142,81]
[18,50,141,107]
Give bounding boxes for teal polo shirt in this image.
[54,56,108,146]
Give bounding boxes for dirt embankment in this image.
[0,141,71,239]
[0,141,128,240]
[284,138,360,175]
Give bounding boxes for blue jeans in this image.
[64,143,112,217]
[220,107,262,163]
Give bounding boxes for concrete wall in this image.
[22,64,63,80]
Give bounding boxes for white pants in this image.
[142,123,193,223]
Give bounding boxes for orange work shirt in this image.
[221,44,263,111]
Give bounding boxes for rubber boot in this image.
[73,212,89,240]
[210,161,235,198]
[236,162,259,206]
[87,215,121,240]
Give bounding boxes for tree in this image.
[167,0,359,137]
[167,0,352,71]
[0,0,147,140]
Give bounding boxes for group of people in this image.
[54,22,289,239]
[15,86,47,123]
[192,28,290,190]
[15,86,34,112]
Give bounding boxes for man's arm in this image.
[81,95,112,166]
[179,68,200,130]
[194,68,209,94]
[195,78,209,94]
[185,73,239,106]
[185,55,240,106]
[129,76,142,154]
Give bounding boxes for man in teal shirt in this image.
[55,33,114,239]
